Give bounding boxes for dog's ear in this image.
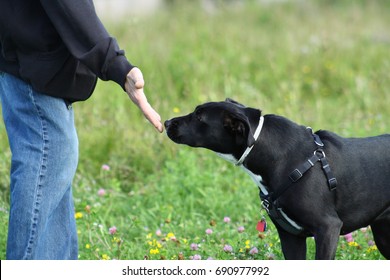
[225,98,246,108]
[223,112,255,147]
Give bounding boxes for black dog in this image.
[164,99,390,260]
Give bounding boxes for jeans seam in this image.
[23,86,49,259]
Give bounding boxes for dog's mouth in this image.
[165,119,201,147]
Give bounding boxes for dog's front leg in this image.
[313,219,343,260]
[277,229,307,260]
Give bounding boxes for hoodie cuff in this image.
[106,54,134,91]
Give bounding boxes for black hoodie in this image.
[0,0,133,102]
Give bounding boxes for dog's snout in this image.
[165,119,180,132]
[164,119,173,129]
[165,118,181,142]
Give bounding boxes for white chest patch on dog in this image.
[215,153,237,164]
[216,153,269,195]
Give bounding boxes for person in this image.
[0,1,163,260]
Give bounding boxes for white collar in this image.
[235,116,264,166]
[216,115,267,194]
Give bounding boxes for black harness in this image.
[259,128,337,236]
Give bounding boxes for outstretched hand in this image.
[125,67,163,133]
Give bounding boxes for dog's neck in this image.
[217,115,312,195]
[216,151,269,194]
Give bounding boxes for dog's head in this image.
[165,98,262,155]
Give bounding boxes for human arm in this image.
[39,0,163,131]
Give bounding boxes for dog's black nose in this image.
[164,119,172,129]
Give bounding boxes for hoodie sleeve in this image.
[39,0,133,90]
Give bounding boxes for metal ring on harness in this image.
[314,149,326,159]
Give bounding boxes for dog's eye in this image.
[194,110,203,122]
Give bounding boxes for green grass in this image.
[0,0,389,260]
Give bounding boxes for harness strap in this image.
[289,149,337,191]
[289,152,322,182]
[309,128,337,190]
[260,192,306,236]
[271,152,321,201]
[259,131,338,235]
[320,156,337,191]
[270,133,337,201]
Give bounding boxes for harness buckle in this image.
[289,169,303,182]
[261,199,270,214]
[328,178,337,191]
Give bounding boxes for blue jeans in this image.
[0,72,79,259]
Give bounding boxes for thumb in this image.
[135,79,144,89]
[129,67,145,89]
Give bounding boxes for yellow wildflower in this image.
[85,244,91,249]
[75,212,83,219]
[112,237,118,243]
[245,240,250,249]
[367,245,377,253]
[348,241,359,247]
[150,248,160,255]
[102,254,110,260]
[167,232,175,239]
[148,239,162,249]
[173,107,180,113]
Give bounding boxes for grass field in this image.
[0,0,389,260]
